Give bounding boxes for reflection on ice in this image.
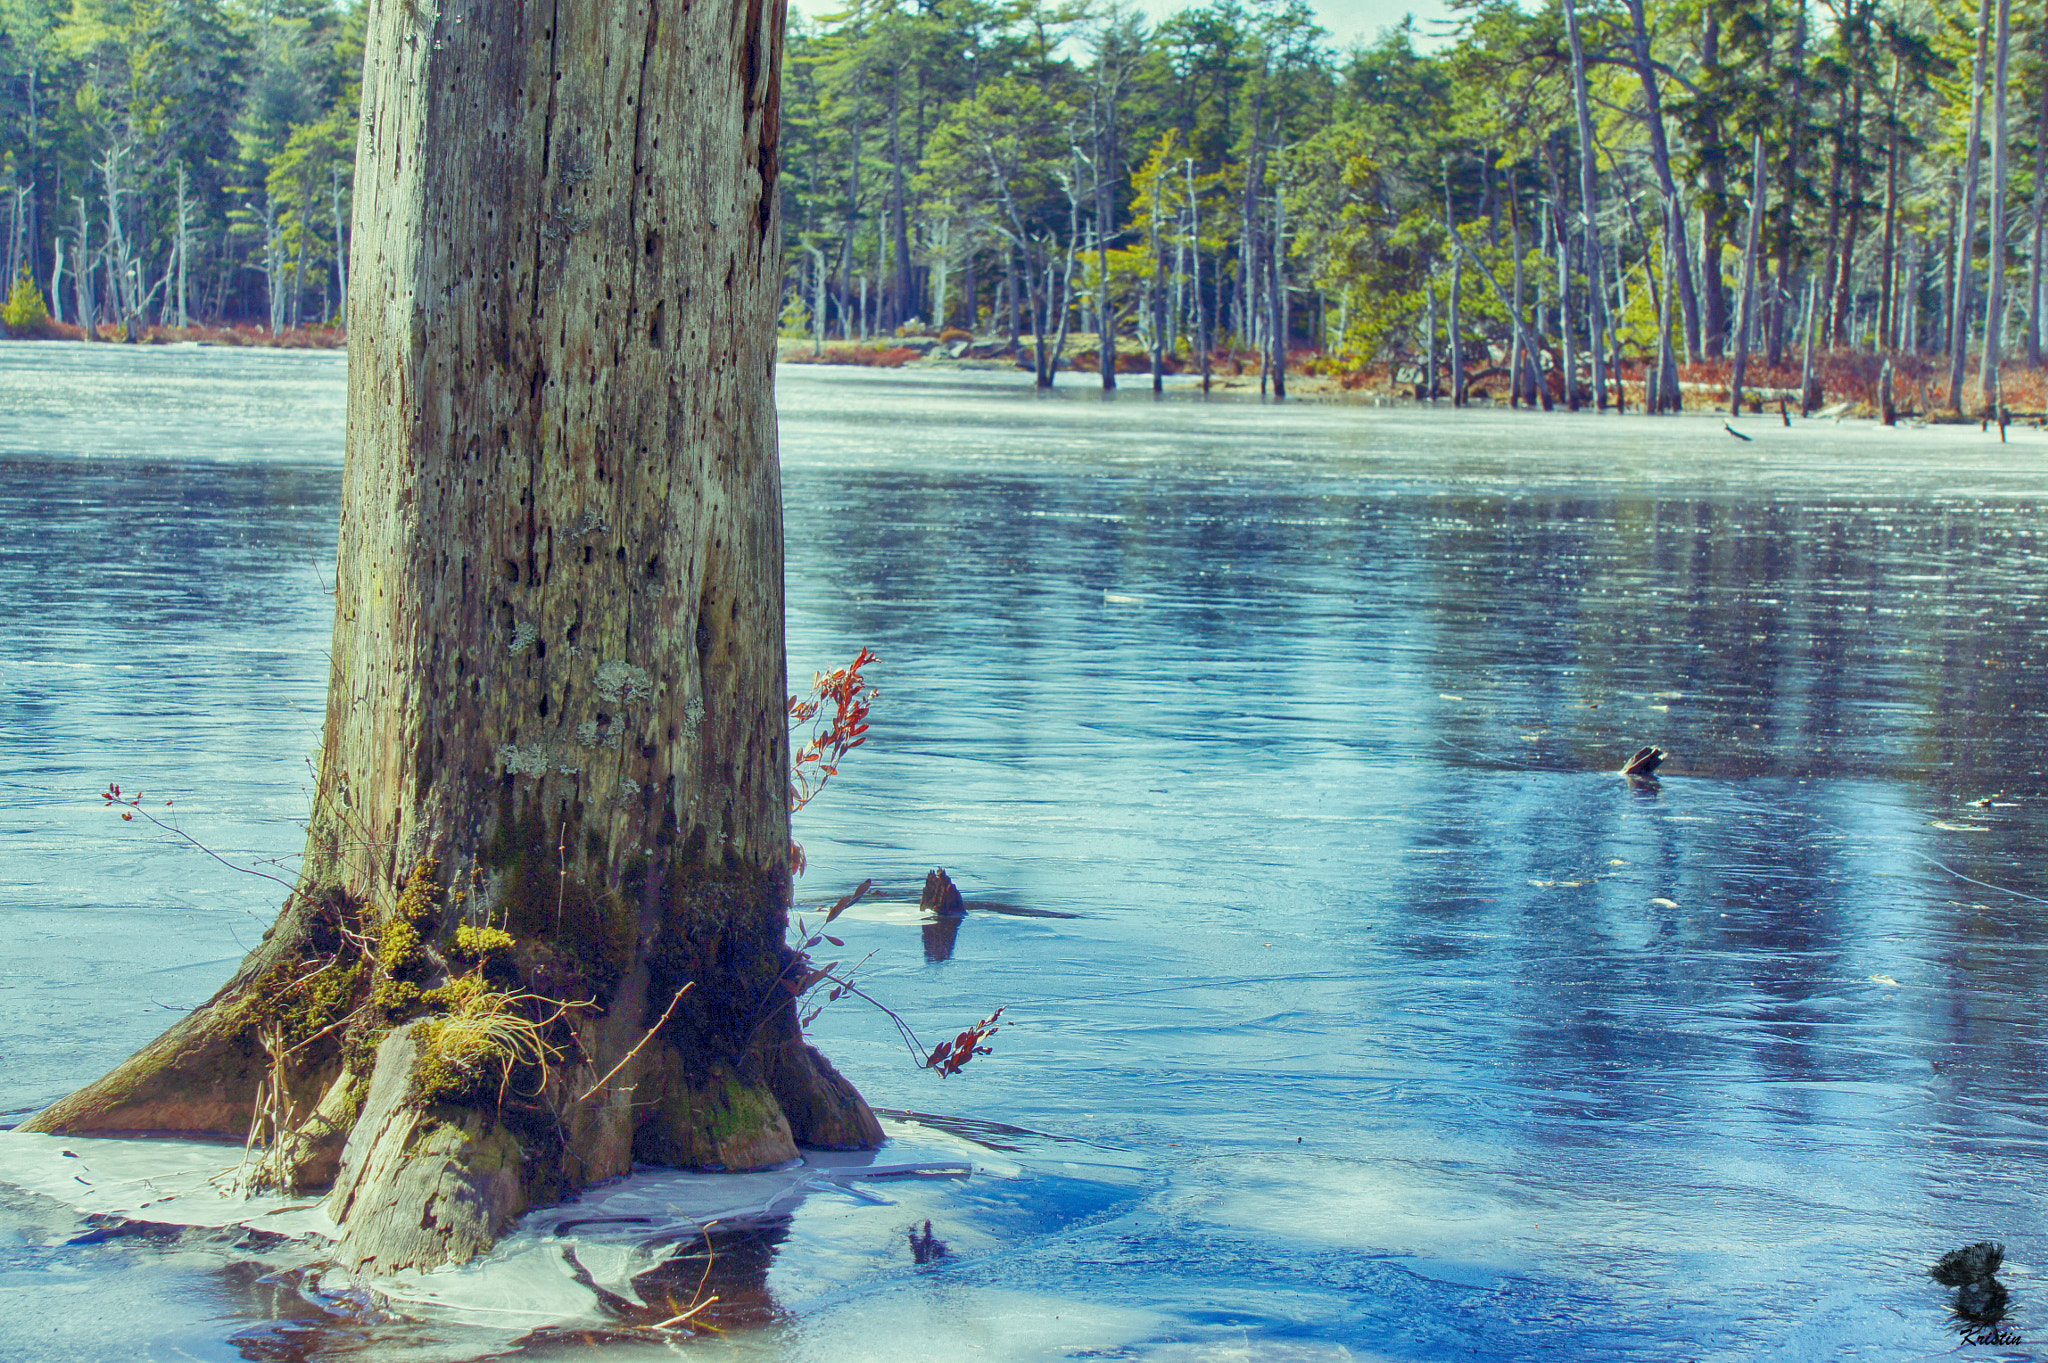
[0,1122,983,1343]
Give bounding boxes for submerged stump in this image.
[26,0,881,1271]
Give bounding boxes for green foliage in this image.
[451,923,516,965]
[0,0,2024,366]
[1,274,50,333]
[2,0,358,332]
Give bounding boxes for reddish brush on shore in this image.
[783,344,920,368]
[6,319,345,348]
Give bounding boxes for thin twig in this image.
[576,983,693,1101]
[649,1296,720,1330]
[813,970,928,1065]
[645,1218,722,1332]
[112,800,298,893]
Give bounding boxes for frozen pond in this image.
[5,341,2048,1359]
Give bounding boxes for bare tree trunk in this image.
[174,164,192,329]
[1798,275,1819,413]
[1424,275,1437,399]
[1878,63,1901,350]
[888,72,911,330]
[1979,0,2014,412]
[1949,0,1994,409]
[1699,9,1730,357]
[2028,77,2047,367]
[1441,213,1551,412]
[1545,151,1578,410]
[1150,169,1165,394]
[1623,0,1701,358]
[1096,124,1116,392]
[1818,86,1849,349]
[1271,184,1288,400]
[1511,179,1530,406]
[1445,169,1462,406]
[808,243,826,357]
[48,226,65,325]
[1563,0,1607,410]
[329,166,347,330]
[71,195,93,340]
[1767,1,1809,367]
[1005,244,1021,350]
[1187,158,1210,394]
[1731,134,1766,415]
[26,0,878,1278]
[1658,193,1681,410]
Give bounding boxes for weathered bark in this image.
[27,0,879,1276]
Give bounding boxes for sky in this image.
[788,0,1463,55]
[1135,0,1458,50]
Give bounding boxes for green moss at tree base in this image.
[629,1057,797,1171]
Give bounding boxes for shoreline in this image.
[1,322,345,349]
[774,337,2048,429]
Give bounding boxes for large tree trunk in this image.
[26,0,879,1277]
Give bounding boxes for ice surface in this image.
[0,1130,337,1237]
[11,350,2048,1358]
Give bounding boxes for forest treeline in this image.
[3,0,2044,412]
[0,0,358,338]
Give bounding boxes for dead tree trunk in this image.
[1731,133,1767,415]
[1445,169,1461,405]
[1878,56,1902,350]
[1698,8,1730,357]
[1187,157,1210,394]
[1150,168,1166,394]
[1949,0,1994,409]
[1563,0,1607,410]
[1978,0,2013,411]
[2027,77,2047,367]
[1623,0,1700,359]
[26,0,879,1277]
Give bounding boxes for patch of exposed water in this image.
[4,341,2048,1359]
